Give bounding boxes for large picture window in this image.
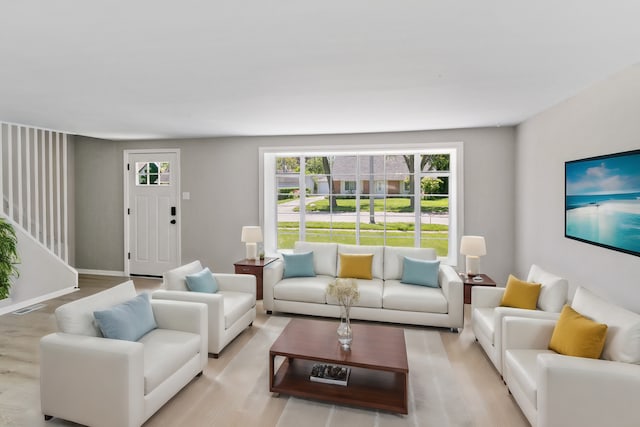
[261,144,462,265]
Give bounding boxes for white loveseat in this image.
[503,286,640,427]
[263,242,464,330]
[153,260,257,357]
[40,280,208,427]
[471,264,568,375]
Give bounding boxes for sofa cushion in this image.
[93,293,157,342]
[527,264,568,313]
[383,280,448,313]
[164,260,203,291]
[505,349,556,410]
[383,246,437,280]
[338,244,384,279]
[327,279,383,308]
[338,253,373,279]
[185,267,218,293]
[274,276,331,304]
[401,257,440,287]
[294,242,338,276]
[139,329,201,395]
[55,280,138,337]
[500,275,542,310]
[572,286,640,363]
[548,305,608,359]
[219,291,255,329]
[283,251,316,278]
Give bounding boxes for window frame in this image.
[259,142,464,266]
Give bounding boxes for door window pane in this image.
[136,162,170,186]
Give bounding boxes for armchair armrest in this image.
[537,354,640,427]
[502,316,556,351]
[40,333,144,426]
[151,299,208,368]
[439,264,464,328]
[153,289,223,318]
[151,299,207,336]
[471,286,505,311]
[263,259,284,311]
[215,273,256,298]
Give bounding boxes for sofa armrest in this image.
[537,354,640,427]
[502,316,556,351]
[40,333,145,426]
[214,273,257,297]
[471,286,505,311]
[263,259,284,311]
[439,264,464,328]
[492,307,561,367]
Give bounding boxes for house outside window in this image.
[343,181,356,194]
[261,143,462,265]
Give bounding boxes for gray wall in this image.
[74,128,516,281]
[516,64,640,312]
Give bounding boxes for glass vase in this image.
[337,305,353,350]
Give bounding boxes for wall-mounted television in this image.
[565,149,640,257]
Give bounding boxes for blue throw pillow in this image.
[283,251,316,278]
[401,257,440,288]
[185,267,218,293]
[93,293,157,341]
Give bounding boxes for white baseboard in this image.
[0,286,78,316]
[76,269,128,277]
[0,297,14,310]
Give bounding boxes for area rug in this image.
[220,316,473,427]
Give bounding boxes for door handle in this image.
[170,219,176,224]
[170,206,176,216]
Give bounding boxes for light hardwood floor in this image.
[0,275,529,427]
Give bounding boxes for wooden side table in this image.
[234,257,277,300]
[460,273,496,304]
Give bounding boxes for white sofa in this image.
[40,280,208,427]
[263,242,464,330]
[503,286,640,427]
[471,264,568,375]
[153,260,257,357]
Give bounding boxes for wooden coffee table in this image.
[269,318,409,414]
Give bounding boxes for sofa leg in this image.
[450,327,459,333]
[196,371,203,377]
[208,352,219,359]
[44,415,53,421]
[267,310,272,315]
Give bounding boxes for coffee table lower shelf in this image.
[270,357,408,414]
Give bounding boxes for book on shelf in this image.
[309,363,351,386]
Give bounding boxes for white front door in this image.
[125,150,180,276]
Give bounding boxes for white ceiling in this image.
[1,1,639,140]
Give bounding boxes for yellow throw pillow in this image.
[338,253,373,280]
[499,274,542,310]
[549,304,608,359]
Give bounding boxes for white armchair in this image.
[153,260,256,357]
[40,280,208,427]
[502,298,640,427]
[471,264,567,375]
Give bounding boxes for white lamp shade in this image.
[241,226,263,243]
[460,235,486,256]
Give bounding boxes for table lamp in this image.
[241,226,263,261]
[460,235,486,281]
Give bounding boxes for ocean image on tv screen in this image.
[565,151,640,256]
